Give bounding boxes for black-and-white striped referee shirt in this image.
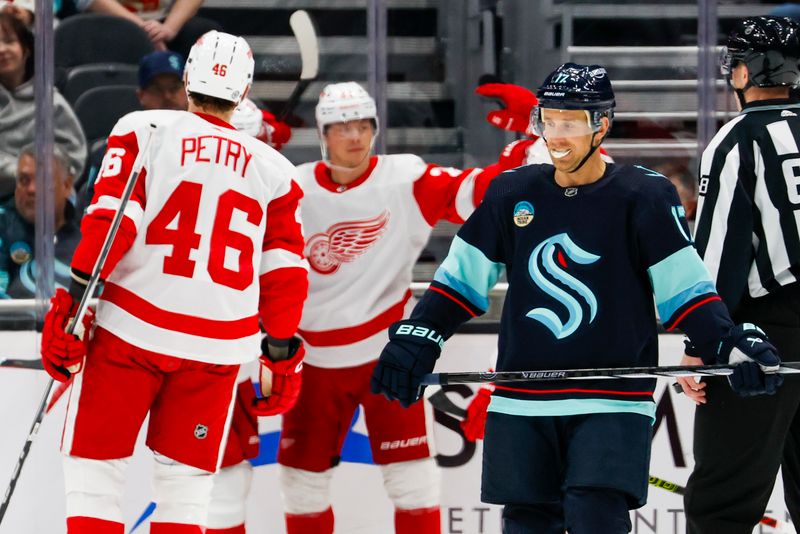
[694,98,800,312]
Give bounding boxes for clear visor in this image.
[719,46,734,77]
[532,108,598,139]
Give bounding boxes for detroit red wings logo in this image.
[305,211,390,274]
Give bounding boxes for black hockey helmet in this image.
[722,16,800,87]
[533,63,615,135]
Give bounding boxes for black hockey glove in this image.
[371,319,444,408]
[718,324,783,397]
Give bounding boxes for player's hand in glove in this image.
[41,288,94,382]
[253,336,304,416]
[460,386,493,442]
[475,83,539,136]
[371,319,444,408]
[718,324,783,396]
[260,110,292,150]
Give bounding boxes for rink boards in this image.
[0,331,791,533]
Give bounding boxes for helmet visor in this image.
[719,46,735,77]
[532,107,598,139]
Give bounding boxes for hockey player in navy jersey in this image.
[371,62,783,534]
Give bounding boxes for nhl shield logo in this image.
[194,424,208,440]
[513,201,534,227]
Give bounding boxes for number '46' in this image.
[146,181,263,290]
[212,63,228,76]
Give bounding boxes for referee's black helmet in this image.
[722,16,800,87]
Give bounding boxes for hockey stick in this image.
[422,362,800,386]
[278,10,319,122]
[0,124,156,524]
[649,475,796,533]
[0,358,43,370]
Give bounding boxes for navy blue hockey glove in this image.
[718,324,783,397]
[371,319,444,407]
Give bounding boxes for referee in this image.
[676,16,800,533]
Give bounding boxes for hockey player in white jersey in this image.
[40,31,309,534]
[274,81,502,534]
[199,95,300,534]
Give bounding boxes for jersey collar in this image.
[314,156,379,193]
[193,112,236,130]
[741,98,800,114]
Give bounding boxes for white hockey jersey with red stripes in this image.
[72,110,308,365]
[294,154,498,368]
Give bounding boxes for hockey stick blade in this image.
[422,362,800,386]
[292,10,319,81]
[0,358,43,370]
[278,10,319,122]
[649,475,796,533]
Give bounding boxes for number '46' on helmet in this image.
[185,31,254,104]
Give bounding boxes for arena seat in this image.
[62,63,140,106]
[55,14,154,88]
[73,85,141,146]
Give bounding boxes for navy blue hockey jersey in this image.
[414,163,734,420]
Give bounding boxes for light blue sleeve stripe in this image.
[488,396,656,423]
[657,281,718,323]
[648,246,715,322]
[433,235,504,311]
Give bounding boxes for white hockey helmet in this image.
[315,82,379,160]
[184,31,254,104]
[231,98,263,136]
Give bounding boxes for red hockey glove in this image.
[260,110,292,150]
[460,386,493,442]
[253,337,304,416]
[41,288,94,382]
[475,83,538,136]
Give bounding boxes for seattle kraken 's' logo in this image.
[527,233,600,339]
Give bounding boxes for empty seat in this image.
[55,14,154,85]
[62,63,140,106]
[73,85,141,145]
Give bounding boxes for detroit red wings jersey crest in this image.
[305,211,390,274]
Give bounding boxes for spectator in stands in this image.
[75,50,184,214]
[137,49,187,111]
[0,12,86,198]
[0,0,33,27]
[78,0,220,58]
[0,144,80,299]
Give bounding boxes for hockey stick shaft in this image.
[0,125,156,524]
[278,10,319,122]
[0,359,43,370]
[648,476,794,532]
[422,362,800,386]
[279,79,312,122]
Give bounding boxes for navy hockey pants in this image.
[501,487,631,533]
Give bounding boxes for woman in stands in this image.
[0,12,87,198]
